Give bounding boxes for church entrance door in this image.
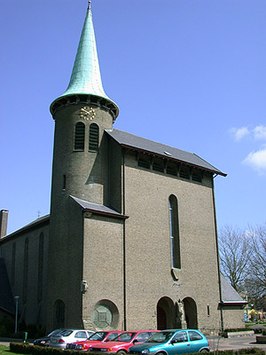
[183,297,198,329]
[156,297,177,329]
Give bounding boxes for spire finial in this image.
[88,0,91,10]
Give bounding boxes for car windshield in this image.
[61,330,73,337]
[88,332,107,341]
[48,329,65,337]
[145,332,175,343]
[106,333,120,341]
[113,332,136,342]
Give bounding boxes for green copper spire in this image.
[50,2,119,119]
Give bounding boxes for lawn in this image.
[0,345,11,355]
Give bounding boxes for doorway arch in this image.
[183,297,198,329]
[157,297,179,329]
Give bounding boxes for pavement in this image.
[0,334,265,352]
[208,334,266,352]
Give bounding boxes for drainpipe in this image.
[122,149,127,330]
[212,177,224,333]
[0,210,9,239]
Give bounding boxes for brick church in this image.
[0,2,246,334]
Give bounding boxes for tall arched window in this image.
[89,123,99,151]
[74,122,85,150]
[38,233,44,302]
[11,243,16,285]
[169,195,181,269]
[54,299,65,328]
[23,238,29,303]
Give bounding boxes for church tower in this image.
[47,2,119,329]
[50,1,118,207]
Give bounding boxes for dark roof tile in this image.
[106,129,226,176]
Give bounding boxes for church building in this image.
[0,2,246,334]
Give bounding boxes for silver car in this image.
[49,329,94,349]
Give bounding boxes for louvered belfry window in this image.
[74,122,85,150]
[89,123,99,151]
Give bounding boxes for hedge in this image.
[9,343,266,355]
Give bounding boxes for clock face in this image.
[79,106,96,120]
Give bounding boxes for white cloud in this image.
[253,125,266,140]
[230,127,250,141]
[243,147,266,173]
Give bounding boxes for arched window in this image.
[54,299,65,328]
[74,122,85,150]
[23,238,29,303]
[38,233,44,302]
[11,243,16,285]
[169,195,181,269]
[89,123,99,151]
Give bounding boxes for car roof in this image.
[161,329,199,331]
[127,330,159,332]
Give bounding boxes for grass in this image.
[0,345,12,355]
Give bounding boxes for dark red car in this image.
[66,331,123,351]
[89,330,159,355]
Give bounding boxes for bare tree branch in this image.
[219,225,250,292]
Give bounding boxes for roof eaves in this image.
[119,142,226,177]
[106,129,226,177]
[84,208,128,220]
[70,195,128,220]
[0,215,50,243]
[220,300,247,307]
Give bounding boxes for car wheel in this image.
[156,352,166,355]
[200,349,209,353]
[117,351,127,355]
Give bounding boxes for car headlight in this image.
[76,345,83,350]
[142,350,150,354]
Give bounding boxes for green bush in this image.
[10,344,103,355]
[236,349,265,354]
[9,344,266,355]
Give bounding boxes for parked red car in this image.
[66,331,123,351]
[89,330,159,355]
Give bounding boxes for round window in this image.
[93,300,119,328]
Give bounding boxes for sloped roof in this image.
[221,274,247,304]
[70,196,127,219]
[0,258,15,315]
[106,129,226,176]
[0,215,49,241]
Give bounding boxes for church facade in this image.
[0,3,246,334]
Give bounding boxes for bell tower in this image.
[50,0,119,208]
[47,1,119,329]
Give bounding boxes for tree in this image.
[219,224,266,309]
[244,225,266,303]
[218,225,251,292]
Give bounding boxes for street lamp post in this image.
[14,296,19,334]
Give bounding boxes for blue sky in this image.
[1,0,266,234]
